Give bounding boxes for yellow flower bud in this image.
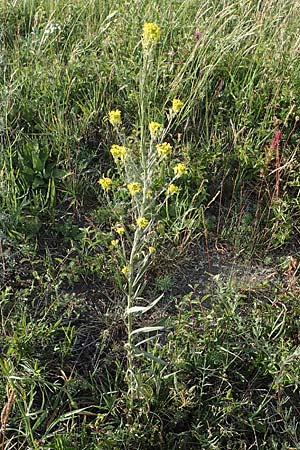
[121,265,130,275]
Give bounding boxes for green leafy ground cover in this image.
[0,0,300,448]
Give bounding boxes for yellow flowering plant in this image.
[174,162,188,176]
[156,142,173,157]
[172,98,184,113]
[136,216,149,229]
[149,121,162,137]
[98,177,112,190]
[127,182,142,196]
[108,109,122,126]
[110,144,129,162]
[142,22,161,47]
[116,226,125,235]
[121,265,130,276]
[96,22,201,413]
[166,184,180,196]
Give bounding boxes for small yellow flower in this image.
[174,163,188,176]
[121,265,130,275]
[127,182,142,196]
[142,22,161,46]
[149,121,162,137]
[147,189,153,199]
[116,226,125,235]
[111,239,119,247]
[110,144,129,162]
[167,184,180,196]
[156,142,173,157]
[98,177,112,190]
[148,246,156,254]
[108,109,122,126]
[136,217,149,229]
[172,98,184,113]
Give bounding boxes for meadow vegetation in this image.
[0,0,300,448]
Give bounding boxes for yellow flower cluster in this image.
[167,184,180,196]
[98,177,112,190]
[127,182,142,196]
[156,142,173,157]
[136,217,149,229]
[116,226,125,235]
[172,98,184,113]
[148,246,156,254]
[111,239,119,247]
[142,22,161,46]
[174,162,188,176]
[149,121,162,137]
[110,144,129,162]
[108,109,122,126]
[122,265,130,275]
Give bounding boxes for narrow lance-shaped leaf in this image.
[126,293,164,315]
[134,334,163,347]
[130,325,164,336]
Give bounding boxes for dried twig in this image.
[1,389,16,450]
